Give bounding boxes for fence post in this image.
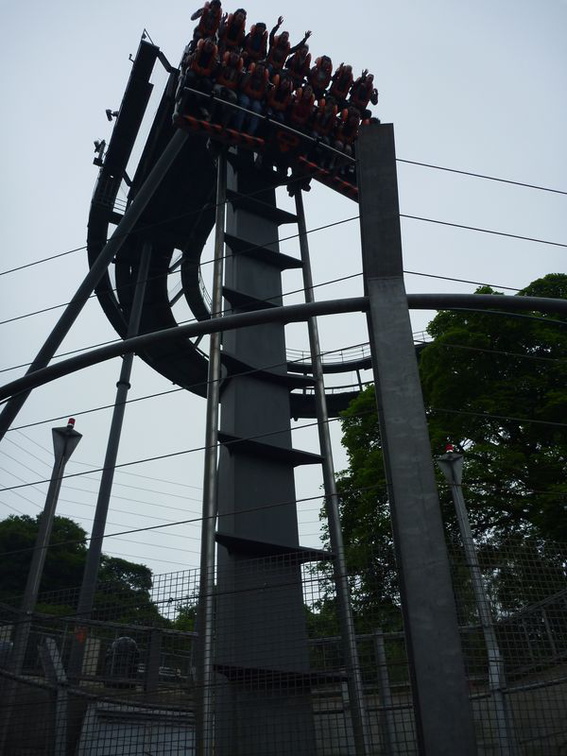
[374,630,399,755]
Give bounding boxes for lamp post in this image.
[436,445,515,755]
[0,419,81,752]
[11,418,82,675]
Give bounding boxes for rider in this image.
[309,97,339,169]
[285,43,311,89]
[330,105,360,171]
[211,50,244,127]
[217,8,246,54]
[242,22,269,67]
[266,71,294,122]
[328,62,354,109]
[189,0,222,50]
[181,37,219,119]
[234,61,270,135]
[307,55,333,100]
[288,83,316,133]
[266,17,312,77]
[348,70,379,119]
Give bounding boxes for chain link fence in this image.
[1,539,565,754]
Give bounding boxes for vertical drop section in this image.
[214,150,322,755]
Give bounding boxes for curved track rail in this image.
[87,40,367,416]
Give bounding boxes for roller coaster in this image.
[87,36,374,420]
[84,29,383,754]
[4,15,564,756]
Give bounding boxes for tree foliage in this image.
[0,514,165,624]
[420,273,567,543]
[0,514,87,605]
[324,274,567,631]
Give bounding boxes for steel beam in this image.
[357,122,477,755]
[0,129,188,441]
[3,292,563,403]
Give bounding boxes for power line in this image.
[401,214,567,249]
[0,215,360,335]
[0,245,87,278]
[2,395,566,499]
[428,406,567,428]
[0,416,329,494]
[1,155,565,282]
[2,471,563,565]
[421,340,567,364]
[0,169,309,280]
[396,158,567,196]
[0,320,367,411]
[403,270,522,292]
[0,488,331,560]
[1,258,536,335]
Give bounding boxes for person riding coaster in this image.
[308,55,333,99]
[177,37,219,119]
[233,61,270,136]
[308,97,339,169]
[211,50,244,127]
[285,44,311,89]
[288,83,316,134]
[266,71,294,123]
[242,22,268,66]
[349,69,378,119]
[189,0,222,51]
[266,16,312,77]
[328,62,354,109]
[329,105,360,174]
[217,8,246,54]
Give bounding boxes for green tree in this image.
[0,514,87,608]
[326,274,567,630]
[420,273,567,544]
[0,514,165,624]
[172,602,198,632]
[95,555,164,624]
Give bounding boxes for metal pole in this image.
[0,129,188,442]
[67,240,153,683]
[373,629,399,756]
[357,122,477,755]
[196,148,227,756]
[0,419,81,752]
[295,190,370,755]
[437,449,516,755]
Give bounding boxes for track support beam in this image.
[357,122,477,755]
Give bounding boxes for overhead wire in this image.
[400,214,567,249]
[396,158,567,197]
[1,150,566,280]
[1,208,564,334]
[2,304,564,441]
[0,213,362,340]
[6,495,562,580]
[2,467,562,568]
[2,391,566,499]
[0,328,369,421]
[0,487,334,561]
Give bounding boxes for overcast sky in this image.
[0,0,565,583]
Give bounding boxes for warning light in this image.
[67,418,76,428]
